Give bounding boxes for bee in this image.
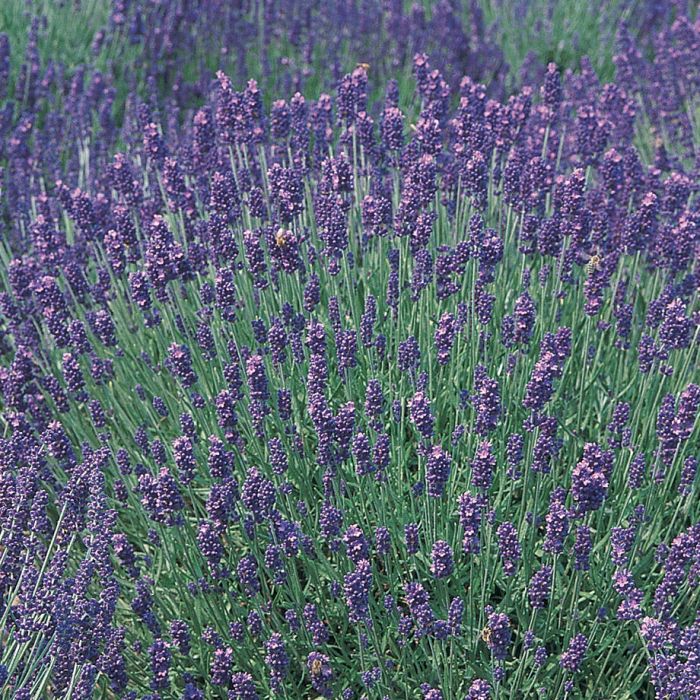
[481,626,492,645]
[310,658,323,676]
[582,250,602,276]
[275,228,287,247]
[585,254,602,275]
[356,63,370,72]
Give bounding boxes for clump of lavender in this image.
[1,16,699,699]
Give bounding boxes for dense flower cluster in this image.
[0,3,698,699]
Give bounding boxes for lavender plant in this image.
[0,3,699,699]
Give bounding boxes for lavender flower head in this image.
[482,608,511,661]
[559,634,588,673]
[426,445,451,498]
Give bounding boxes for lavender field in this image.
[0,2,698,698]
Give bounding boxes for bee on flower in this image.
[582,249,602,275]
[275,227,288,247]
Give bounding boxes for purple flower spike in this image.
[559,634,588,672]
